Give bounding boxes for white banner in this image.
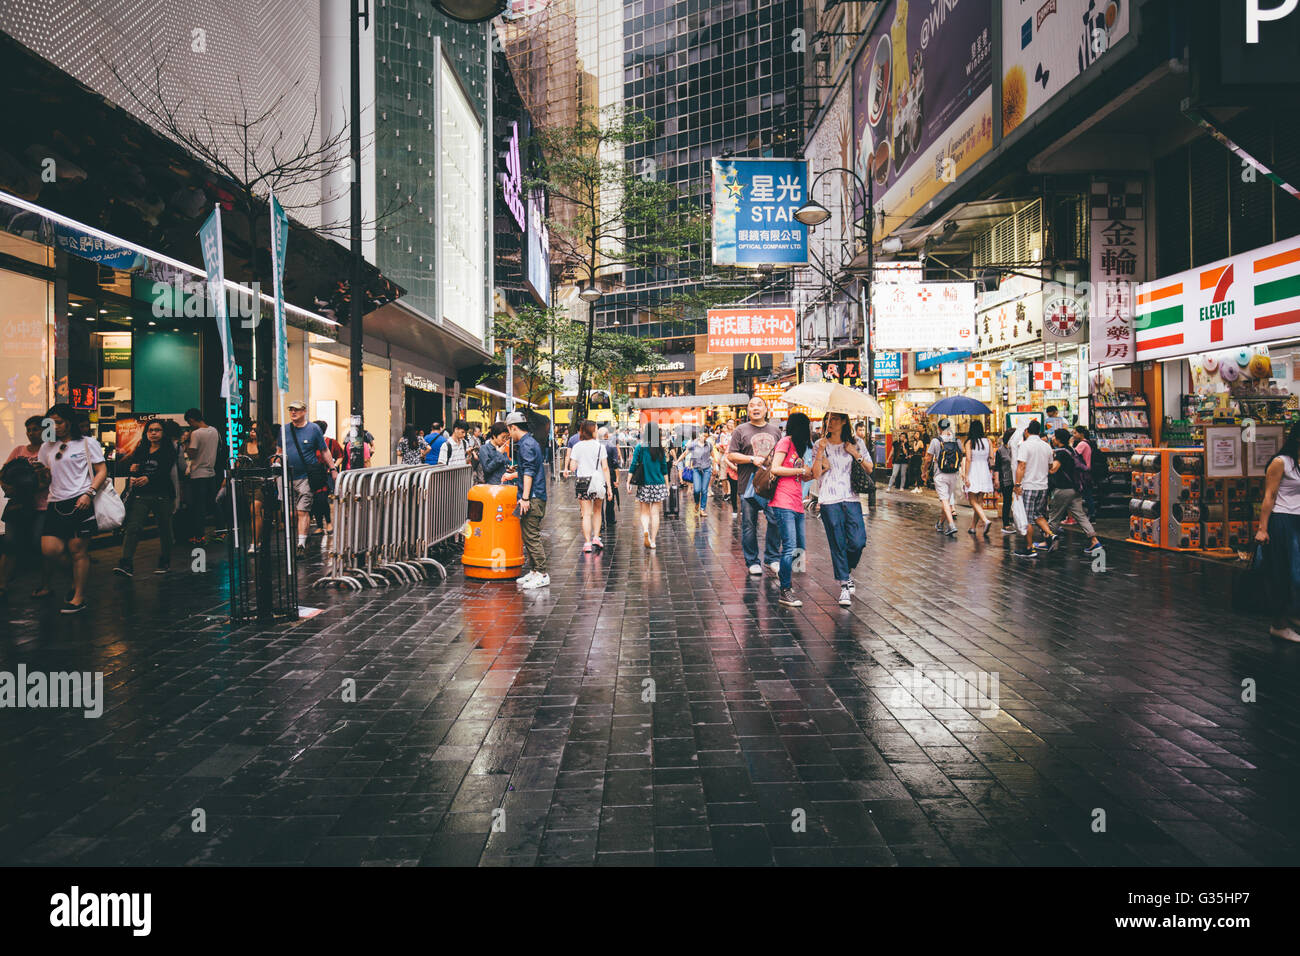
[874,282,976,351]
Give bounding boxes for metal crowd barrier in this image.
[314,463,474,591]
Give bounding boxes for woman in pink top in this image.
[768,412,813,608]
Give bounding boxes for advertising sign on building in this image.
[707,308,797,353]
[873,282,976,351]
[711,158,809,266]
[524,187,551,306]
[940,362,966,388]
[975,273,1043,353]
[874,351,904,379]
[800,360,863,388]
[499,120,525,231]
[1134,235,1300,362]
[1032,361,1063,390]
[915,349,971,371]
[1090,178,1144,365]
[852,0,994,241]
[1000,0,1131,137]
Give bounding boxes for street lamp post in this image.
[795,165,876,397]
[348,0,367,469]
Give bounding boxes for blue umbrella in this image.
[927,395,992,416]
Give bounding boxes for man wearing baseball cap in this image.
[927,418,964,536]
[506,410,549,589]
[281,401,335,557]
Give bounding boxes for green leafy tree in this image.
[529,107,701,420]
[479,305,567,409]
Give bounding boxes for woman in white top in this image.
[962,418,996,536]
[810,412,868,607]
[36,403,109,614]
[570,419,613,552]
[1256,422,1300,643]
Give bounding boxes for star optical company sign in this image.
[707,308,797,353]
[711,158,810,267]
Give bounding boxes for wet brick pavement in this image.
[1,485,1297,867]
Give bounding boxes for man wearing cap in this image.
[281,401,335,557]
[926,418,964,536]
[506,411,549,589]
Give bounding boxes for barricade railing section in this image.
[315,463,473,590]
[228,466,298,623]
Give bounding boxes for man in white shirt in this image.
[926,418,964,536]
[437,420,471,467]
[1012,420,1057,557]
[183,408,220,543]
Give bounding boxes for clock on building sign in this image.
[1044,296,1084,338]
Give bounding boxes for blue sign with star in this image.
[711,158,809,267]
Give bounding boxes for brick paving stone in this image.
[0,489,1298,866]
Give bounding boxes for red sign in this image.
[707,308,797,353]
[71,384,98,410]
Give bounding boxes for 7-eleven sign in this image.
[1136,236,1300,361]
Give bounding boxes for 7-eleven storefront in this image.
[1121,237,1300,552]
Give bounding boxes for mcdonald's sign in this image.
[734,352,773,372]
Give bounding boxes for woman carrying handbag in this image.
[36,403,116,614]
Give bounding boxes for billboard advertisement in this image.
[800,360,864,388]
[874,351,905,379]
[524,187,551,306]
[711,158,810,266]
[707,308,798,353]
[874,281,977,351]
[852,0,994,241]
[1001,0,1131,136]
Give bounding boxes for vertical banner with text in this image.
[1089,178,1144,366]
[270,195,290,393]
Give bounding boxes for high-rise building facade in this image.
[594,0,805,340]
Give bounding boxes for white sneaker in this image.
[838,586,851,607]
[520,572,550,589]
[767,561,781,574]
[844,579,856,593]
[748,564,762,575]
[1270,625,1300,643]
[515,571,538,587]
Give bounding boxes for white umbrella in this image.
[779,381,885,419]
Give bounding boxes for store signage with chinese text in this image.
[974,273,1042,353]
[499,120,525,231]
[873,352,904,379]
[1090,178,1144,365]
[707,308,797,353]
[874,282,976,351]
[1133,235,1300,362]
[710,158,809,266]
[799,360,862,388]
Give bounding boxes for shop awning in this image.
[632,393,750,410]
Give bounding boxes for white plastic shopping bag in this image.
[1010,494,1029,535]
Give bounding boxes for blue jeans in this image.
[1268,512,1300,621]
[770,506,806,589]
[741,494,782,567]
[820,500,866,583]
[692,466,711,509]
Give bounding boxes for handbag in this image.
[682,466,694,483]
[850,456,875,495]
[290,424,330,493]
[81,440,125,531]
[575,476,592,495]
[630,446,646,486]
[752,446,778,499]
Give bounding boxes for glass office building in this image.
[594,0,804,340]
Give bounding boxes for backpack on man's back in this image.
[937,439,962,474]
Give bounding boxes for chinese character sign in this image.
[711,159,809,266]
[873,352,904,380]
[1089,178,1144,366]
[707,308,797,353]
[800,361,863,388]
[874,282,976,351]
